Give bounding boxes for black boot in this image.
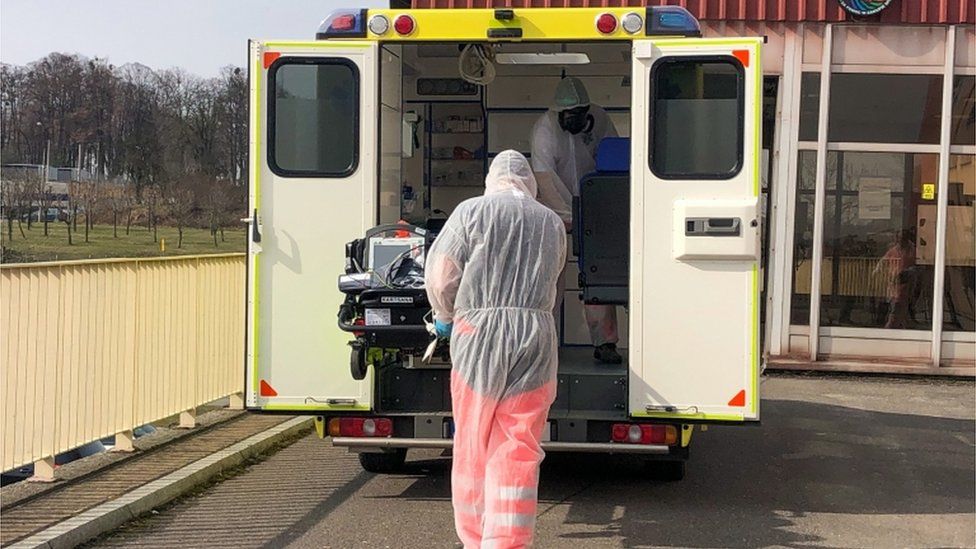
[593,343,622,364]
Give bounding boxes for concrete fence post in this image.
[113,430,136,452]
[31,457,56,483]
[179,408,197,429]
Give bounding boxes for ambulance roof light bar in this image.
[645,6,701,37]
[316,6,701,40]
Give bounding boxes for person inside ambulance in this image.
[530,76,622,364]
[425,150,566,549]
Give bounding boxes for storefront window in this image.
[828,74,943,144]
[943,155,975,332]
[798,73,820,142]
[790,150,835,325]
[951,76,975,146]
[820,152,939,330]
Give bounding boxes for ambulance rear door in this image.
[629,37,762,422]
[245,40,378,411]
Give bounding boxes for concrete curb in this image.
[7,416,313,549]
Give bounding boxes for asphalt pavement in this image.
[88,374,975,549]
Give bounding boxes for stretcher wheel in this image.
[359,448,407,473]
[350,345,368,380]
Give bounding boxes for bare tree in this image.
[2,175,31,239]
[37,179,57,237]
[104,185,125,238]
[165,178,195,249]
[74,181,101,243]
[122,184,137,235]
[143,185,161,242]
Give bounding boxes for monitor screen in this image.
[368,237,425,277]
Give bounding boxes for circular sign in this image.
[838,0,894,16]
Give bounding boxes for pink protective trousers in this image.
[451,371,556,549]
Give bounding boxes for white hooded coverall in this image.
[425,150,566,548]
[530,84,619,347]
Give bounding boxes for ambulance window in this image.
[268,59,359,177]
[650,58,743,179]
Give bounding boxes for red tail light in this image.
[596,13,617,34]
[353,317,365,338]
[328,417,393,437]
[611,423,677,445]
[394,15,415,36]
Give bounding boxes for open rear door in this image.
[245,40,378,411]
[629,38,762,422]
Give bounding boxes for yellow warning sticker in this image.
[922,183,936,200]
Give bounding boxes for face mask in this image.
[558,106,592,135]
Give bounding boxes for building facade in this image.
[408,0,975,374]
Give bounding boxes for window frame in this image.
[266,56,361,178]
[648,55,746,180]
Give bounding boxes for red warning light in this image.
[394,15,415,36]
[596,13,617,34]
[331,14,357,31]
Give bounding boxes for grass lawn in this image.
[1,222,246,263]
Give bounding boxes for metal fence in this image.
[1,254,246,477]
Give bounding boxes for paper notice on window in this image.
[858,177,891,220]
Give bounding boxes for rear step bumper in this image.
[332,437,670,454]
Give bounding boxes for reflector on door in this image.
[260,380,278,397]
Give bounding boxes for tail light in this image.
[621,12,643,34]
[611,423,677,445]
[595,13,617,34]
[394,14,416,36]
[353,317,365,338]
[328,417,394,437]
[368,15,390,36]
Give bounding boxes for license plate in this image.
[446,420,552,442]
[365,308,391,326]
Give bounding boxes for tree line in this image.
[0,53,247,252]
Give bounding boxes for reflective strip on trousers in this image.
[498,486,538,501]
[487,512,536,529]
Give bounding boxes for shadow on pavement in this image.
[380,398,976,548]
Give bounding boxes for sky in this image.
[1,0,386,76]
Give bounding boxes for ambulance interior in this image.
[367,41,634,413]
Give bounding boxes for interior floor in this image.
[557,347,628,376]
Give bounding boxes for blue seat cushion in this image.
[595,137,630,173]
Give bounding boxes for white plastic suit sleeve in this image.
[425,222,468,324]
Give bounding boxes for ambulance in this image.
[244,6,763,480]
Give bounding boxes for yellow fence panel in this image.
[0,254,245,474]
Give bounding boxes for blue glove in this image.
[434,320,453,338]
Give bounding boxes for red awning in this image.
[407,0,975,24]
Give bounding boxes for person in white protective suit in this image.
[425,150,566,549]
[530,76,622,364]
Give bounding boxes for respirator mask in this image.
[558,105,593,135]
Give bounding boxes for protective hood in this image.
[553,76,590,110]
[485,150,538,198]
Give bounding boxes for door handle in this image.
[244,208,262,243]
[685,217,741,237]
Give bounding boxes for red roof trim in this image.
[407,0,976,24]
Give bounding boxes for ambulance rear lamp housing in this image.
[611,423,678,445]
[621,12,644,34]
[328,417,394,437]
[595,13,617,34]
[645,6,701,37]
[368,14,390,36]
[317,9,368,39]
[394,14,416,36]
